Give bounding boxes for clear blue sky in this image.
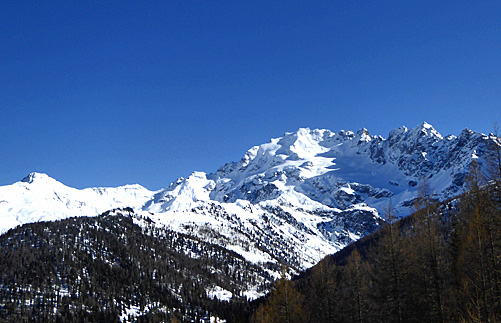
[1,1,500,190]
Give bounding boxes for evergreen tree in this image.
[252,270,304,323]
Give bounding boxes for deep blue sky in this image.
[1,1,501,190]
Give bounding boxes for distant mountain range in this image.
[0,122,498,272]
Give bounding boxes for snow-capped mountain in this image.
[0,172,153,233]
[1,123,498,272]
[208,122,495,215]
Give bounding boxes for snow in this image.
[207,286,233,302]
[120,305,142,322]
[227,245,273,264]
[339,186,355,195]
[242,288,266,301]
[119,303,167,322]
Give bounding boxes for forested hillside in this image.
[0,208,276,322]
[252,149,501,323]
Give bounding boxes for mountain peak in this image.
[21,172,54,184]
[420,121,433,128]
[413,122,443,139]
[355,128,372,142]
[388,122,443,143]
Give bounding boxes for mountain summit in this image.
[0,123,498,270]
[207,122,490,214]
[21,172,55,184]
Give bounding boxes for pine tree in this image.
[342,249,370,323]
[252,268,304,323]
[410,179,447,322]
[306,255,337,323]
[455,160,500,322]
[366,202,406,323]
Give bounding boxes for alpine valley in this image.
[1,122,499,322]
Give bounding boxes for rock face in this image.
[0,123,498,271]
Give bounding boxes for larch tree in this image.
[411,178,447,323]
